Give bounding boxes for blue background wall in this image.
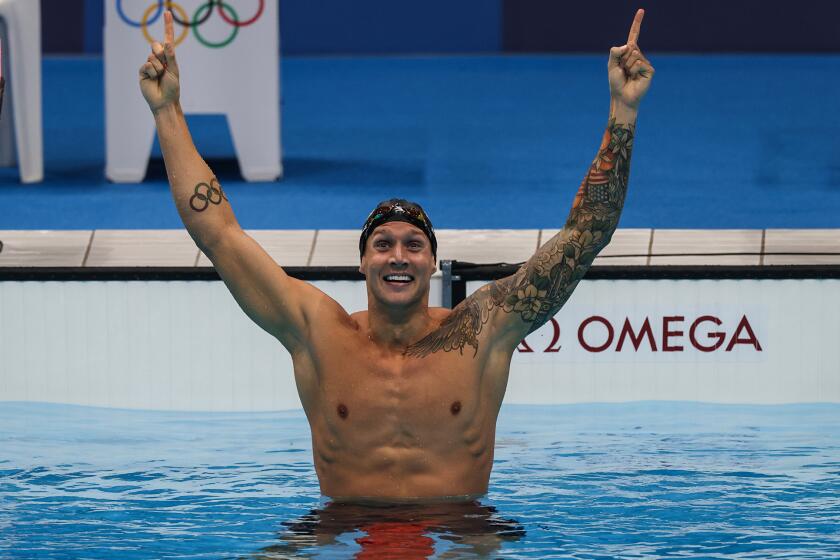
[12,1,840,230]
[502,0,838,53]
[42,0,840,55]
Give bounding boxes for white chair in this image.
[0,0,43,183]
[105,0,282,183]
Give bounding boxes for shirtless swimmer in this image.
[139,9,654,501]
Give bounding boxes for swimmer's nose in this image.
[389,245,408,267]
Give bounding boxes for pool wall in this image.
[1,271,837,410]
[473,278,840,405]
[0,279,433,411]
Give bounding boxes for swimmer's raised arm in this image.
[494,9,653,337]
[139,11,326,352]
[406,9,653,358]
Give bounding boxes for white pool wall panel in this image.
[480,279,840,405]
[0,279,442,411]
[1,277,837,410]
[1,227,839,410]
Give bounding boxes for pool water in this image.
[1,402,838,559]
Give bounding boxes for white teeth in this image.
[385,274,413,282]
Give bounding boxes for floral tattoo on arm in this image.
[406,119,635,358]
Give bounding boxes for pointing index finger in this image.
[164,9,174,47]
[627,8,644,45]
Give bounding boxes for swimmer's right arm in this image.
[139,11,323,352]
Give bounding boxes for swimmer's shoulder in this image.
[348,309,366,329]
[302,291,361,333]
[427,307,452,323]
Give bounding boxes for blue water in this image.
[1,402,838,559]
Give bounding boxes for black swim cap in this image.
[359,199,437,260]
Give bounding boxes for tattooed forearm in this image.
[512,118,634,327]
[569,118,633,223]
[188,177,228,212]
[406,119,635,358]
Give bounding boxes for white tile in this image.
[309,230,361,266]
[650,229,762,266]
[196,230,316,267]
[0,230,91,266]
[763,229,840,265]
[599,229,652,257]
[592,255,648,266]
[541,228,651,266]
[86,229,199,267]
[436,229,539,264]
[649,254,761,265]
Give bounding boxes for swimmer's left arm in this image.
[406,9,653,358]
[406,117,638,359]
[408,117,635,356]
[495,9,654,342]
[498,117,636,336]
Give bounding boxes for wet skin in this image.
[290,222,517,500]
[143,8,650,503]
[294,306,514,499]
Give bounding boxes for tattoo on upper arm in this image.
[404,276,517,357]
[189,177,228,212]
[406,119,634,358]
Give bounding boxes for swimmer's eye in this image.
[374,240,391,249]
[407,241,424,250]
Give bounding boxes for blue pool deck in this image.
[0,54,838,232]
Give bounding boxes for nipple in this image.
[337,403,349,419]
[450,401,461,415]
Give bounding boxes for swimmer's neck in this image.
[365,298,435,351]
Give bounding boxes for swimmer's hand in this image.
[139,10,180,113]
[608,9,654,111]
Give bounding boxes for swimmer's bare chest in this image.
[292,310,510,499]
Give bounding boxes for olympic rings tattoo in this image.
[189,178,228,212]
[124,0,265,48]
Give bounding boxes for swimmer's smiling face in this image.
[360,221,436,309]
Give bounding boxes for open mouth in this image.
[383,274,414,284]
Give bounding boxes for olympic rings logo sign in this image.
[117,0,265,48]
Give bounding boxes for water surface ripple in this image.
[0,402,837,559]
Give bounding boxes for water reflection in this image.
[251,500,525,559]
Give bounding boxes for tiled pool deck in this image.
[1,229,838,268]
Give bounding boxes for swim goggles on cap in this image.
[359,201,437,259]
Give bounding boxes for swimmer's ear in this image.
[359,251,371,276]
